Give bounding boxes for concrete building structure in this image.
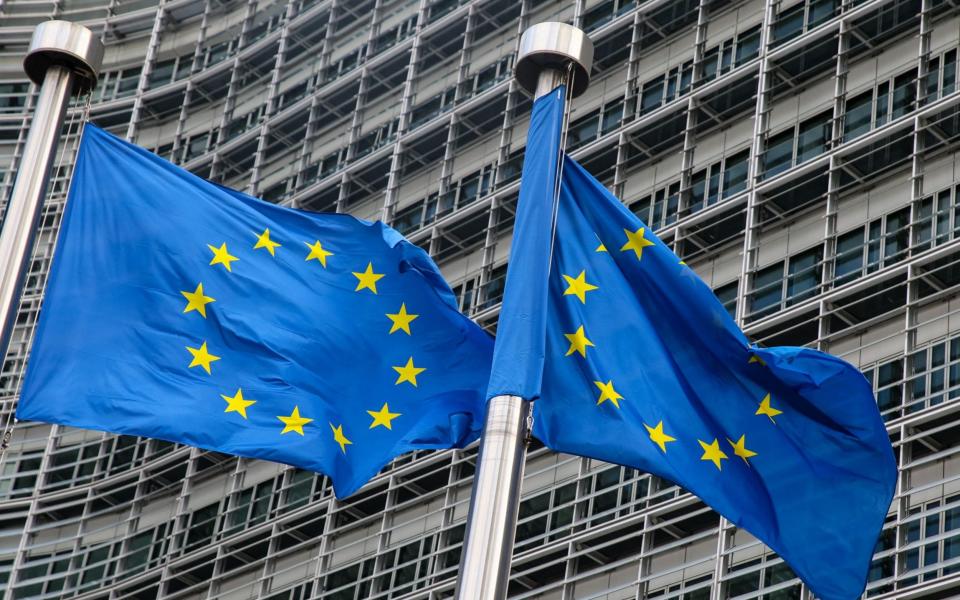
[1,0,960,598]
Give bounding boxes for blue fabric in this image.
[17,125,493,498]
[529,154,897,599]
[486,86,566,400]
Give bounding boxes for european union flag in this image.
[489,90,896,599]
[17,125,492,498]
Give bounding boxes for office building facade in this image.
[1,0,959,598]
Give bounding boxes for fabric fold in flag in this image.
[17,124,493,498]
[531,155,897,600]
[485,85,566,401]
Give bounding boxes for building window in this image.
[797,111,831,163]
[748,247,823,320]
[721,150,749,198]
[735,25,762,66]
[714,280,738,318]
[786,247,822,306]
[763,111,832,179]
[763,129,794,179]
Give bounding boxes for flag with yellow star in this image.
[488,88,896,600]
[16,124,493,498]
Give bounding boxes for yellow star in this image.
[278,406,312,435]
[221,388,256,419]
[749,354,767,366]
[254,228,281,256]
[186,341,220,375]
[353,262,385,294]
[596,242,607,252]
[699,438,729,470]
[594,380,623,408]
[208,242,239,272]
[367,402,401,429]
[727,434,758,464]
[386,303,419,335]
[393,357,426,386]
[562,270,599,304]
[620,227,655,260]
[756,393,782,423]
[181,282,214,318]
[644,421,676,453]
[564,325,595,357]
[330,422,352,453]
[305,240,333,267]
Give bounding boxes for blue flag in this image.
[486,85,565,400]
[492,91,896,600]
[17,125,493,498]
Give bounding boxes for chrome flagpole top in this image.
[24,20,104,94]
[515,22,593,97]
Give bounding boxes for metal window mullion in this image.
[819,19,850,351]
[209,0,260,180]
[893,279,915,581]
[433,450,464,580]
[0,88,38,210]
[293,95,321,205]
[250,0,298,196]
[676,0,709,225]
[734,0,775,327]
[157,447,203,598]
[126,0,168,141]
[292,1,338,203]
[633,513,652,599]
[340,0,384,168]
[380,0,429,225]
[436,2,475,212]
[206,457,250,598]
[451,4,476,105]
[7,424,60,591]
[318,0,339,71]
[571,0,587,30]
[371,476,398,594]
[613,10,643,200]
[344,67,370,165]
[909,0,932,257]
[478,0,529,298]
[61,486,98,596]
[172,0,214,161]
[309,496,338,596]
[111,462,154,594]
[718,0,776,595]
[255,522,283,597]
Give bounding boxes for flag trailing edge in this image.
[489,87,897,600]
[17,124,494,499]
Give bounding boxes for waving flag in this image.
[17,125,492,498]
[489,89,896,600]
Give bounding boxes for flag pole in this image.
[455,22,592,600]
[0,22,102,359]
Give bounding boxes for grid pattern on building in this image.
[1,0,960,598]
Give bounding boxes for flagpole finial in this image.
[515,22,593,98]
[24,21,103,94]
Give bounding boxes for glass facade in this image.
[1,0,960,598]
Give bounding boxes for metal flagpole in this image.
[0,22,102,359]
[455,22,592,600]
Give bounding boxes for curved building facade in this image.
[1,0,960,598]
